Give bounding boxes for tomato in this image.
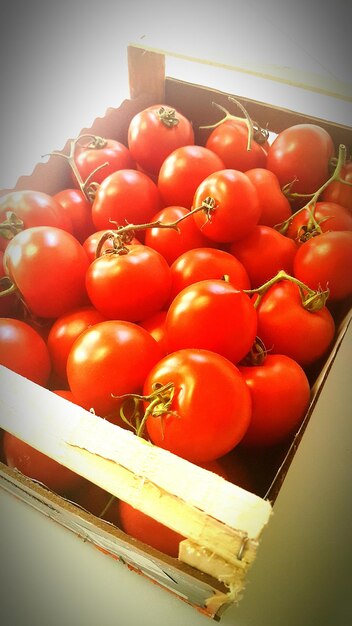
[192,169,261,243]
[91,169,161,236]
[229,225,298,287]
[205,119,267,171]
[86,245,171,322]
[3,226,89,319]
[0,318,51,385]
[82,229,115,262]
[239,354,311,447]
[245,168,292,227]
[144,206,214,265]
[73,137,136,186]
[255,280,335,367]
[157,145,225,208]
[128,105,195,176]
[53,188,95,243]
[322,161,352,211]
[2,430,84,496]
[66,320,163,418]
[0,250,17,317]
[266,124,335,195]
[143,349,251,463]
[293,230,352,301]
[69,479,120,524]
[47,306,107,383]
[168,247,250,303]
[139,310,168,355]
[165,279,257,364]
[286,201,352,243]
[118,500,185,558]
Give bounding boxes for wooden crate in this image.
[0,44,351,621]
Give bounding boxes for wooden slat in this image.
[128,45,165,102]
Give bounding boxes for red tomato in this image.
[0,318,51,385]
[139,310,168,355]
[73,137,136,186]
[0,250,17,316]
[144,349,252,463]
[144,206,214,265]
[255,280,335,367]
[166,279,257,364]
[53,188,95,243]
[69,479,120,524]
[47,306,107,383]
[91,169,162,235]
[86,245,171,322]
[293,230,352,301]
[245,168,292,227]
[286,201,352,243]
[169,247,250,303]
[205,119,267,171]
[266,124,335,194]
[192,169,261,243]
[3,226,89,319]
[239,354,311,447]
[82,230,115,262]
[229,225,298,287]
[66,320,163,418]
[322,161,352,211]
[157,145,225,208]
[128,105,195,176]
[3,431,84,496]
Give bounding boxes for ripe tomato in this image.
[239,354,311,447]
[205,119,267,171]
[244,168,292,227]
[144,206,214,265]
[86,245,171,322]
[66,320,163,418]
[47,306,107,383]
[168,247,250,303]
[0,318,51,385]
[266,124,335,194]
[322,161,352,211]
[73,137,136,186]
[157,145,225,208]
[165,279,257,364]
[128,105,195,175]
[192,169,261,243]
[91,169,161,235]
[286,201,352,243]
[255,280,335,367]
[53,188,95,243]
[293,230,352,301]
[3,226,89,319]
[144,349,252,463]
[229,225,298,287]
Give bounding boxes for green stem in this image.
[113,382,176,439]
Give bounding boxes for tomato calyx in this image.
[0,211,25,241]
[200,97,269,149]
[240,336,268,366]
[157,107,180,128]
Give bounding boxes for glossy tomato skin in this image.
[144,349,252,463]
[229,225,298,288]
[192,169,261,243]
[3,226,90,319]
[157,145,225,208]
[293,230,352,301]
[245,168,292,227]
[86,245,172,322]
[255,280,335,367]
[73,138,136,186]
[144,206,214,265]
[322,161,352,211]
[91,169,162,234]
[239,354,311,447]
[53,188,95,243]
[0,318,51,386]
[166,279,257,364]
[286,201,352,243]
[205,120,267,171]
[66,320,163,418]
[266,124,335,195]
[168,247,250,303]
[128,105,195,176]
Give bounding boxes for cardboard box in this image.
[0,44,351,621]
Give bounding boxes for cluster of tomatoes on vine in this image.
[0,98,351,554]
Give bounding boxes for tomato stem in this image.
[0,276,18,299]
[0,211,24,240]
[113,382,176,438]
[157,107,180,128]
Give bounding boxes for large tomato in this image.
[128,105,195,176]
[245,168,292,227]
[165,279,257,364]
[266,124,335,194]
[0,317,51,386]
[73,137,136,186]
[143,348,252,463]
[239,354,311,447]
[3,226,89,319]
[205,119,267,171]
[286,201,352,243]
[192,169,261,243]
[322,161,352,211]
